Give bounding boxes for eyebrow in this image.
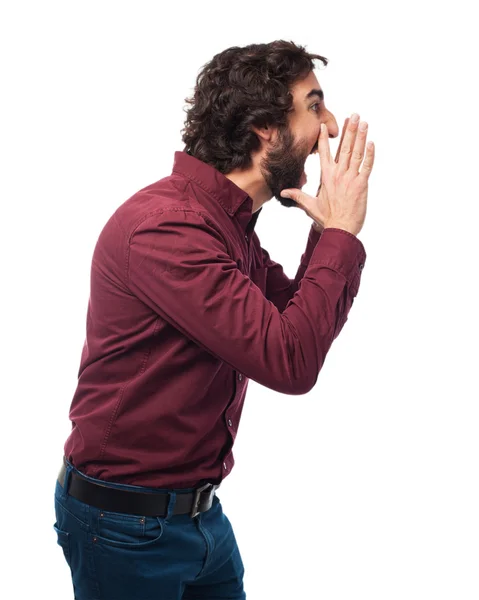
[305,88,324,103]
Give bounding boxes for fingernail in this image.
[351,113,360,123]
[281,191,291,198]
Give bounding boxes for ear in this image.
[251,124,278,145]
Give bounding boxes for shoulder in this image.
[113,175,217,240]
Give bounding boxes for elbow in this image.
[275,367,319,396]
[280,322,322,395]
[292,371,318,395]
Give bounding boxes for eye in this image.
[310,103,321,113]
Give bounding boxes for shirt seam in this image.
[125,207,228,287]
[99,317,161,460]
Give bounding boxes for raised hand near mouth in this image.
[281,114,375,236]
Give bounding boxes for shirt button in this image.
[228,419,233,427]
[245,234,248,242]
[359,263,364,270]
[238,373,243,381]
[223,462,227,470]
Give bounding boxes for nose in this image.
[323,109,339,139]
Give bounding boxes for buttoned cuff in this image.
[309,227,366,296]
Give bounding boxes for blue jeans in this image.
[53,459,246,599]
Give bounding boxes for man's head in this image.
[181,40,339,208]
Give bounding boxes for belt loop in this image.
[165,491,176,521]
[61,463,73,501]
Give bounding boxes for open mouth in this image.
[299,143,319,187]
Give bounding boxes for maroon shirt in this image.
[64,150,366,488]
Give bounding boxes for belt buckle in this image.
[190,482,215,518]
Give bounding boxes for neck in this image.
[224,155,272,213]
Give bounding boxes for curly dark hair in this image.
[181,40,328,173]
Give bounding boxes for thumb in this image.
[280,188,313,209]
[280,188,321,223]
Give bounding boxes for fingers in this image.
[317,122,331,166]
[337,113,360,174]
[349,120,369,174]
[359,141,375,180]
[334,118,349,163]
[315,171,323,196]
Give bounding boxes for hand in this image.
[310,117,350,229]
[316,116,351,193]
[281,114,375,236]
[286,117,351,228]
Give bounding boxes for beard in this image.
[260,125,310,208]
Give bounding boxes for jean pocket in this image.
[92,509,166,549]
[53,522,71,564]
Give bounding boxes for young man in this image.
[53,40,373,599]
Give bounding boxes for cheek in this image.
[304,133,318,155]
[310,125,321,150]
[302,122,320,151]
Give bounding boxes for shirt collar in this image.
[172,151,263,231]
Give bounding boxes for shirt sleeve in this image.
[260,223,322,312]
[127,208,366,395]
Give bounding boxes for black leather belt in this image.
[57,457,219,518]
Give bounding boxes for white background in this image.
[1,1,478,598]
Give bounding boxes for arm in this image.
[261,222,323,312]
[127,209,365,395]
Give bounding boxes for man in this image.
[53,40,373,599]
